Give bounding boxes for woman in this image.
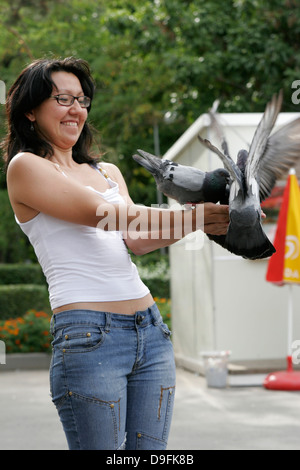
[2,57,229,450]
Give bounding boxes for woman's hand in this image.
[198,202,229,236]
[124,202,230,255]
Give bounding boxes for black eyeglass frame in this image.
[51,94,91,108]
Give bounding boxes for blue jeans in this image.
[49,304,176,450]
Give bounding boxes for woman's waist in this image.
[53,293,154,315]
[50,300,162,336]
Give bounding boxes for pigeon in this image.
[132,92,300,260]
[132,149,230,205]
[198,90,300,260]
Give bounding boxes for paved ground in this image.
[1,367,300,450]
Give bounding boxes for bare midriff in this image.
[53,293,155,315]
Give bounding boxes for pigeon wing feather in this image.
[198,135,243,190]
[162,164,205,192]
[257,117,300,201]
[208,111,231,159]
[245,91,283,194]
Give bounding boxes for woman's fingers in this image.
[202,203,229,235]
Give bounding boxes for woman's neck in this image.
[47,147,76,169]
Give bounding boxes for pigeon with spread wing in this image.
[133,91,300,259]
[198,90,300,259]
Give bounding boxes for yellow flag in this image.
[284,172,300,284]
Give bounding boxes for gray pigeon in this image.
[132,150,230,205]
[198,90,300,260]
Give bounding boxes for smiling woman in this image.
[2,57,95,166]
[25,71,89,152]
[1,57,229,451]
[25,71,90,150]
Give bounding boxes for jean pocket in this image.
[54,325,106,353]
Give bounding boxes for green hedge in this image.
[132,253,170,299]
[0,264,46,285]
[140,277,170,299]
[0,285,51,320]
[0,253,170,320]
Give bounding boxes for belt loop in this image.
[148,305,154,324]
[105,313,111,333]
[150,303,159,325]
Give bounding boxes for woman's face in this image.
[27,71,88,152]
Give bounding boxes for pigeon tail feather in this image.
[224,222,276,260]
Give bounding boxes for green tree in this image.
[1,0,300,261]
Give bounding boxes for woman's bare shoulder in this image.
[8,152,50,175]
[7,153,66,184]
[99,161,121,176]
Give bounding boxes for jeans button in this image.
[136,315,145,325]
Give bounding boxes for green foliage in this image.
[132,252,170,298]
[0,285,51,320]
[1,0,300,260]
[155,297,172,330]
[0,190,37,263]
[0,263,46,285]
[0,309,52,353]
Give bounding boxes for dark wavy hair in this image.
[2,57,96,171]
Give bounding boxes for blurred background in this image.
[0,0,300,362]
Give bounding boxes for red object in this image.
[265,177,290,285]
[261,185,284,209]
[265,172,300,390]
[264,357,300,391]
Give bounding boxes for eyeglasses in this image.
[51,94,91,108]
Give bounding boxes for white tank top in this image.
[16,164,150,311]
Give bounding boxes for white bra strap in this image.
[53,163,68,178]
[95,163,109,180]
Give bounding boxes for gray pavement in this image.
[1,367,300,450]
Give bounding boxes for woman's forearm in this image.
[123,228,187,256]
[96,203,201,236]
[95,202,229,255]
